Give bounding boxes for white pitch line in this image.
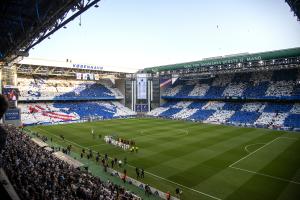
[229,137,282,168]
[130,166,222,200]
[33,127,222,200]
[244,143,266,154]
[230,166,300,185]
[178,129,189,135]
[34,127,86,148]
[86,143,108,148]
[278,137,298,140]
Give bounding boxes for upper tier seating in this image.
[188,83,210,97]
[272,68,298,81]
[265,81,294,97]
[176,83,195,97]
[162,68,300,100]
[231,72,251,83]
[242,81,269,98]
[17,76,124,101]
[163,85,182,97]
[205,86,226,98]
[222,83,246,97]
[19,101,136,125]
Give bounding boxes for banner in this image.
[135,104,148,112]
[137,74,147,99]
[76,73,82,80]
[82,73,88,80]
[88,73,94,80]
[4,109,21,120]
[2,86,19,108]
[159,78,172,88]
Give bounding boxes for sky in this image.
[28,0,300,72]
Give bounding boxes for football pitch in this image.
[28,118,300,200]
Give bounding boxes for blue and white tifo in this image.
[147,67,300,131]
[12,47,300,131]
[17,76,136,125]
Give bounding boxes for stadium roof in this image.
[0,0,100,62]
[142,47,300,73]
[17,57,134,74]
[286,0,300,21]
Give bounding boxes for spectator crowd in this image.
[0,124,140,200]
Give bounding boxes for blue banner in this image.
[136,104,148,112]
[4,109,21,120]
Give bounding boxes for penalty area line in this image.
[229,137,282,168]
[243,143,266,154]
[230,137,298,168]
[178,129,189,135]
[230,166,300,185]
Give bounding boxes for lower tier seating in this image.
[0,125,140,200]
[19,101,136,125]
[147,101,300,131]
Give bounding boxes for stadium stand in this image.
[148,68,300,131]
[15,75,136,125]
[161,68,300,100]
[17,76,124,101]
[0,124,140,200]
[148,101,300,130]
[188,109,215,121]
[19,101,136,125]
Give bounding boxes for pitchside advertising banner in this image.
[137,74,147,99]
[4,109,21,120]
[135,104,148,112]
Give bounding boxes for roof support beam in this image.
[26,0,101,51]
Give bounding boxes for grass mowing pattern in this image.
[28,118,300,200]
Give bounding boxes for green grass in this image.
[27,118,300,200]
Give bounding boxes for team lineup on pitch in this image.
[28,118,300,200]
